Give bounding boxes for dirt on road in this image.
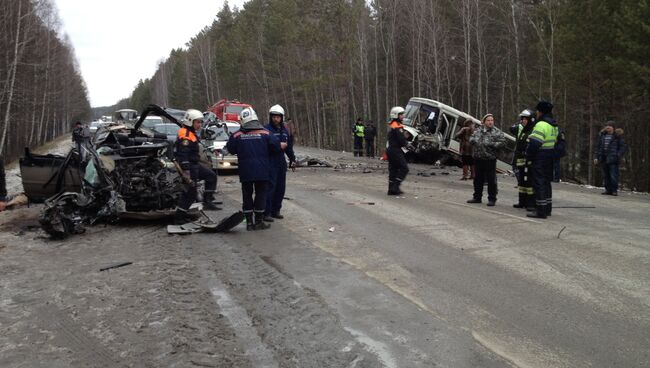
[1,144,648,368]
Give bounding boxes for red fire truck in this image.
[206,99,252,123]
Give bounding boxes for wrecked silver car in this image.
[20,105,241,238]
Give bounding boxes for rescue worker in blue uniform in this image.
[526,101,559,219]
[174,109,219,224]
[226,107,282,230]
[263,104,296,222]
[510,109,536,209]
[386,106,410,195]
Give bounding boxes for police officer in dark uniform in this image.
[264,104,295,222]
[174,109,219,224]
[386,106,409,195]
[527,101,559,219]
[227,107,282,230]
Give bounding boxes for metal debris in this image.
[99,262,133,272]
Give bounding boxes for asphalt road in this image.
[246,147,650,368]
[1,145,648,367]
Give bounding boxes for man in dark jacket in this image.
[594,125,628,196]
[386,107,409,195]
[0,156,7,212]
[227,108,282,230]
[467,114,506,206]
[264,104,295,222]
[174,109,219,224]
[72,122,85,156]
[364,121,377,158]
[526,101,559,219]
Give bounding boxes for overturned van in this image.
[401,97,516,173]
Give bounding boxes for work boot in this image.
[271,213,284,219]
[487,200,496,207]
[527,206,547,219]
[173,209,192,225]
[387,182,399,195]
[245,213,255,231]
[467,198,481,204]
[254,213,271,230]
[546,204,552,217]
[263,214,275,222]
[513,193,526,208]
[202,201,222,211]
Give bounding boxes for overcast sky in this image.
[56,0,247,107]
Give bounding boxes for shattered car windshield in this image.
[208,124,240,141]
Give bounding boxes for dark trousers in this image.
[532,158,553,212]
[0,157,7,200]
[353,136,363,156]
[553,158,561,182]
[515,162,535,207]
[242,181,268,214]
[365,139,375,157]
[602,162,620,194]
[266,164,286,216]
[473,158,497,201]
[387,148,409,184]
[179,164,217,210]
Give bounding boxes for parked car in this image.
[89,121,107,135]
[140,115,164,130]
[153,123,180,143]
[200,112,240,171]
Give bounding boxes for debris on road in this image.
[99,261,133,272]
[296,156,333,168]
[167,211,244,235]
[328,226,335,232]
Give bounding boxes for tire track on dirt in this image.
[205,238,382,368]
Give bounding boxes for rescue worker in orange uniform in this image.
[386,106,409,195]
[174,109,219,224]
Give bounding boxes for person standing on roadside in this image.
[227,107,282,230]
[0,156,7,212]
[594,124,628,196]
[264,104,296,222]
[510,109,536,209]
[353,118,365,157]
[386,107,409,195]
[455,119,475,180]
[526,101,559,218]
[72,122,85,158]
[467,114,505,206]
[364,121,377,158]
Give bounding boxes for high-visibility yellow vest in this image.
[355,124,365,138]
[529,120,558,150]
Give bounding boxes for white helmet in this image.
[390,106,405,119]
[240,107,259,125]
[182,109,203,127]
[519,109,534,118]
[269,104,285,117]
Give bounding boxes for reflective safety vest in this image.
[354,124,365,138]
[528,120,558,150]
[178,127,198,142]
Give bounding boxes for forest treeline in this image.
[0,0,91,162]
[126,0,649,191]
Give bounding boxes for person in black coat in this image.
[364,121,377,158]
[227,107,282,230]
[594,125,628,196]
